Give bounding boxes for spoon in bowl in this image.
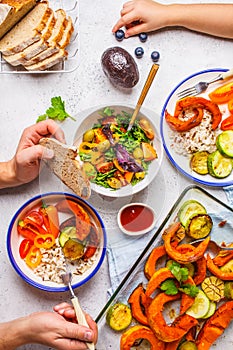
[127,63,159,131]
[62,272,95,350]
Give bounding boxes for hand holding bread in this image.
[39,137,91,199]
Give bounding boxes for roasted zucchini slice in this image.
[178,200,207,227]
[178,340,198,350]
[106,303,132,331]
[59,226,77,247]
[190,151,209,175]
[185,214,213,239]
[207,150,233,178]
[224,281,233,299]
[62,239,85,260]
[216,130,233,158]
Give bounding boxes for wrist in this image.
[0,159,22,189]
[0,317,30,350]
[164,4,186,27]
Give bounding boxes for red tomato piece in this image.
[19,239,34,259]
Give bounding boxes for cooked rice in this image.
[169,110,220,155]
[34,239,98,284]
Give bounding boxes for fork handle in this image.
[71,297,95,350]
[221,68,233,80]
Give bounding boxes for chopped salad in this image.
[78,107,157,190]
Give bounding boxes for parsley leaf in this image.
[168,261,189,283]
[179,284,199,298]
[36,96,75,123]
[160,279,178,295]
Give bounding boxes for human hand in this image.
[23,302,98,350]
[6,120,65,187]
[112,0,172,38]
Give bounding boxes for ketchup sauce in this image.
[120,204,154,232]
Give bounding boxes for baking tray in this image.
[95,185,233,350]
[0,0,78,74]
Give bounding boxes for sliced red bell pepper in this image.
[34,233,55,250]
[19,239,34,259]
[21,217,48,235]
[220,114,233,130]
[17,221,37,241]
[24,210,44,226]
[25,246,42,269]
[39,202,60,238]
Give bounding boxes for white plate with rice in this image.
[160,68,233,187]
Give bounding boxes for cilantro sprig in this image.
[160,261,199,297]
[37,96,75,122]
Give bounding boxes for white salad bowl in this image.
[73,104,163,198]
[7,192,107,292]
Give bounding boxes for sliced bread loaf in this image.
[2,8,55,66]
[0,1,51,55]
[25,48,68,70]
[24,14,74,66]
[39,137,91,199]
[0,0,37,39]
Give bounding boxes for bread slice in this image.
[0,1,51,55]
[2,8,55,66]
[24,14,74,66]
[39,137,91,199]
[25,48,67,70]
[0,0,37,39]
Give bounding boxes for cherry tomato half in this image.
[19,239,34,259]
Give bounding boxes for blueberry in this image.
[139,32,148,42]
[135,47,144,58]
[151,51,160,62]
[115,29,125,41]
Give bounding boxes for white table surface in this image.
[0,0,232,349]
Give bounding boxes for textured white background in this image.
[0,0,232,349]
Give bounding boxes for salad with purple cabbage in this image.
[78,107,157,190]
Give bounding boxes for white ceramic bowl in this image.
[7,192,107,292]
[73,104,163,197]
[117,202,156,236]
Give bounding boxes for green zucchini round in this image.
[207,150,233,178]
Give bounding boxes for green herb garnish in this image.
[160,261,199,297]
[37,96,75,122]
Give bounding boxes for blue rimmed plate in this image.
[7,192,107,292]
[160,68,233,187]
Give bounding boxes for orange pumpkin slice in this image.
[120,325,165,350]
[196,301,233,350]
[147,292,198,342]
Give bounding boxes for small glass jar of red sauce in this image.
[117,203,156,236]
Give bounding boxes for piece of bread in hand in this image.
[39,137,91,199]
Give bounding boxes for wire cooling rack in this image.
[0,0,78,74]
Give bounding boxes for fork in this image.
[177,68,233,99]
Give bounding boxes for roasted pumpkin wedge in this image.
[128,284,149,325]
[120,325,165,350]
[196,301,233,349]
[147,292,198,342]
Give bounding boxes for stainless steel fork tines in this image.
[177,68,233,99]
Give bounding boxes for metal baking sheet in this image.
[96,185,233,350]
